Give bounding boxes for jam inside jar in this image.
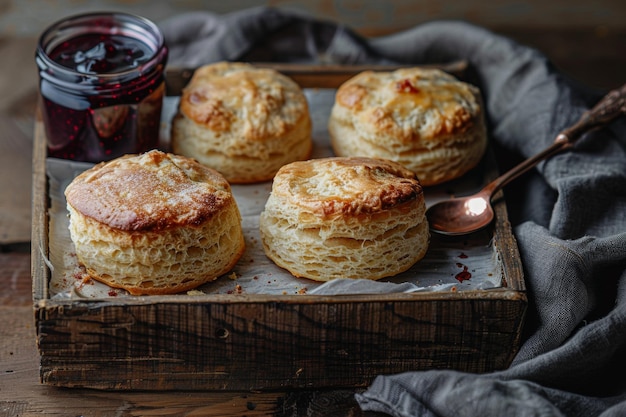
[36,12,168,162]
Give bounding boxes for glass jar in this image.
[36,12,168,162]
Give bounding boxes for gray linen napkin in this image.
[160,7,626,416]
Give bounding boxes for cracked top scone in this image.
[259,156,429,282]
[328,67,487,186]
[65,150,245,295]
[171,61,312,183]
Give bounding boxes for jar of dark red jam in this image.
[36,12,168,162]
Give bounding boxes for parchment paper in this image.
[47,90,502,299]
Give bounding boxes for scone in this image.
[328,67,487,186]
[171,61,313,183]
[259,157,429,281]
[64,150,245,295]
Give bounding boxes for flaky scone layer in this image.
[328,67,487,185]
[65,150,245,295]
[259,157,429,281]
[172,61,312,183]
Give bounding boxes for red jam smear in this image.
[396,79,420,94]
[455,264,472,282]
[42,34,164,162]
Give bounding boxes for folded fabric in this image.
[160,8,626,416]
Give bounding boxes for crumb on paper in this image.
[187,289,206,296]
[228,272,238,280]
[296,287,308,295]
[227,284,244,294]
[76,272,93,289]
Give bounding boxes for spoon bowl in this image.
[426,83,626,236]
[427,194,494,236]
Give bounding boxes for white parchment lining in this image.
[47,90,502,300]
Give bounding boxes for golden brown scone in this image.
[328,67,487,186]
[65,150,245,295]
[259,157,429,281]
[171,61,313,184]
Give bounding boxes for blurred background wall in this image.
[1,0,624,91]
[1,0,624,36]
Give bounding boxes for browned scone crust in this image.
[65,150,245,295]
[171,61,313,183]
[328,67,487,186]
[259,157,429,281]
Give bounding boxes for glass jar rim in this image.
[36,11,167,80]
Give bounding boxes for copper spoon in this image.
[426,83,626,236]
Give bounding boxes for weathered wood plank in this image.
[0,252,32,307]
[0,114,32,245]
[35,294,525,390]
[2,305,375,416]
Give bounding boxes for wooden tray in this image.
[32,63,526,391]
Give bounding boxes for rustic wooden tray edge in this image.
[32,63,527,391]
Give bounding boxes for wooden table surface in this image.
[1,20,624,415]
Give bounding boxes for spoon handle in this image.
[483,83,626,197]
[558,83,626,144]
